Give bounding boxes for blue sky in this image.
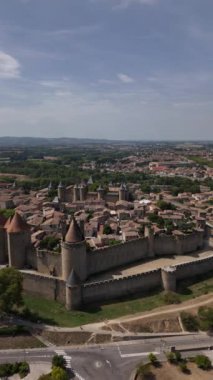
[0,0,212,140]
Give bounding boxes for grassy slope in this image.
[23,271,213,327]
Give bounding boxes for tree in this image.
[156,200,176,211]
[0,208,15,219]
[103,224,113,235]
[39,236,60,251]
[0,267,23,313]
[52,355,66,369]
[51,367,68,380]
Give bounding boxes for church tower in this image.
[58,181,66,202]
[119,183,126,201]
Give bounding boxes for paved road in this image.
[1,333,213,380]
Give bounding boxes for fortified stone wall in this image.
[22,272,65,303]
[87,231,204,276]
[206,223,213,248]
[82,269,161,304]
[154,234,176,255]
[26,250,38,269]
[36,250,62,277]
[88,237,149,275]
[153,230,204,256]
[180,230,204,253]
[81,254,213,305]
[175,255,213,281]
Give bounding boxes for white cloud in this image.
[116,0,157,8]
[0,51,20,79]
[91,0,158,9]
[117,73,134,83]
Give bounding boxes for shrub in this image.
[166,352,177,364]
[136,362,152,379]
[179,362,189,373]
[166,351,181,365]
[175,351,182,362]
[162,291,180,305]
[181,312,199,331]
[198,307,213,331]
[148,353,159,367]
[195,355,211,370]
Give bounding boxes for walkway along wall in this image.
[81,254,213,305]
[87,230,204,276]
[88,237,149,276]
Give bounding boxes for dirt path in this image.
[107,293,213,325]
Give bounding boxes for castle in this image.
[0,211,213,311]
[57,181,129,203]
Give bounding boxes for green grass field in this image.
[23,271,213,327]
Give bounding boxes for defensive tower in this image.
[7,212,31,269]
[61,217,87,282]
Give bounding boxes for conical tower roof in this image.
[4,216,13,229]
[65,217,84,244]
[58,181,64,188]
[120,183,125,190]
[66,269,81,288]
[7,212,30,233]
[0,214,7,227]
[97,184,104,191]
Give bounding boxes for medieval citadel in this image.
[0,181,213,311]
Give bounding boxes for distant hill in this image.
[0,137,210,147]
[0,136,118,147]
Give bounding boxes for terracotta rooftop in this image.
[7,212,30,233]
[4,216,13,229]
[65,217,84,244]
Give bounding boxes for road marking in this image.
[54,350,72,369]
[106,359,112,367]
[119,351,160,358]
[74,372,85,380]
[54,350,86,379]
[117,345,160,359]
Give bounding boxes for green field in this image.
[23,271,213,327]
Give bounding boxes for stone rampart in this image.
[22,272,65,303]
[87,230,204,276]
[26,250,38,269]
[175,255,213,281]
[36,250,62,277]
[154,230,204,256]
[82,269,161,304]
[82,254,213,305]
[154,234,176,255]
